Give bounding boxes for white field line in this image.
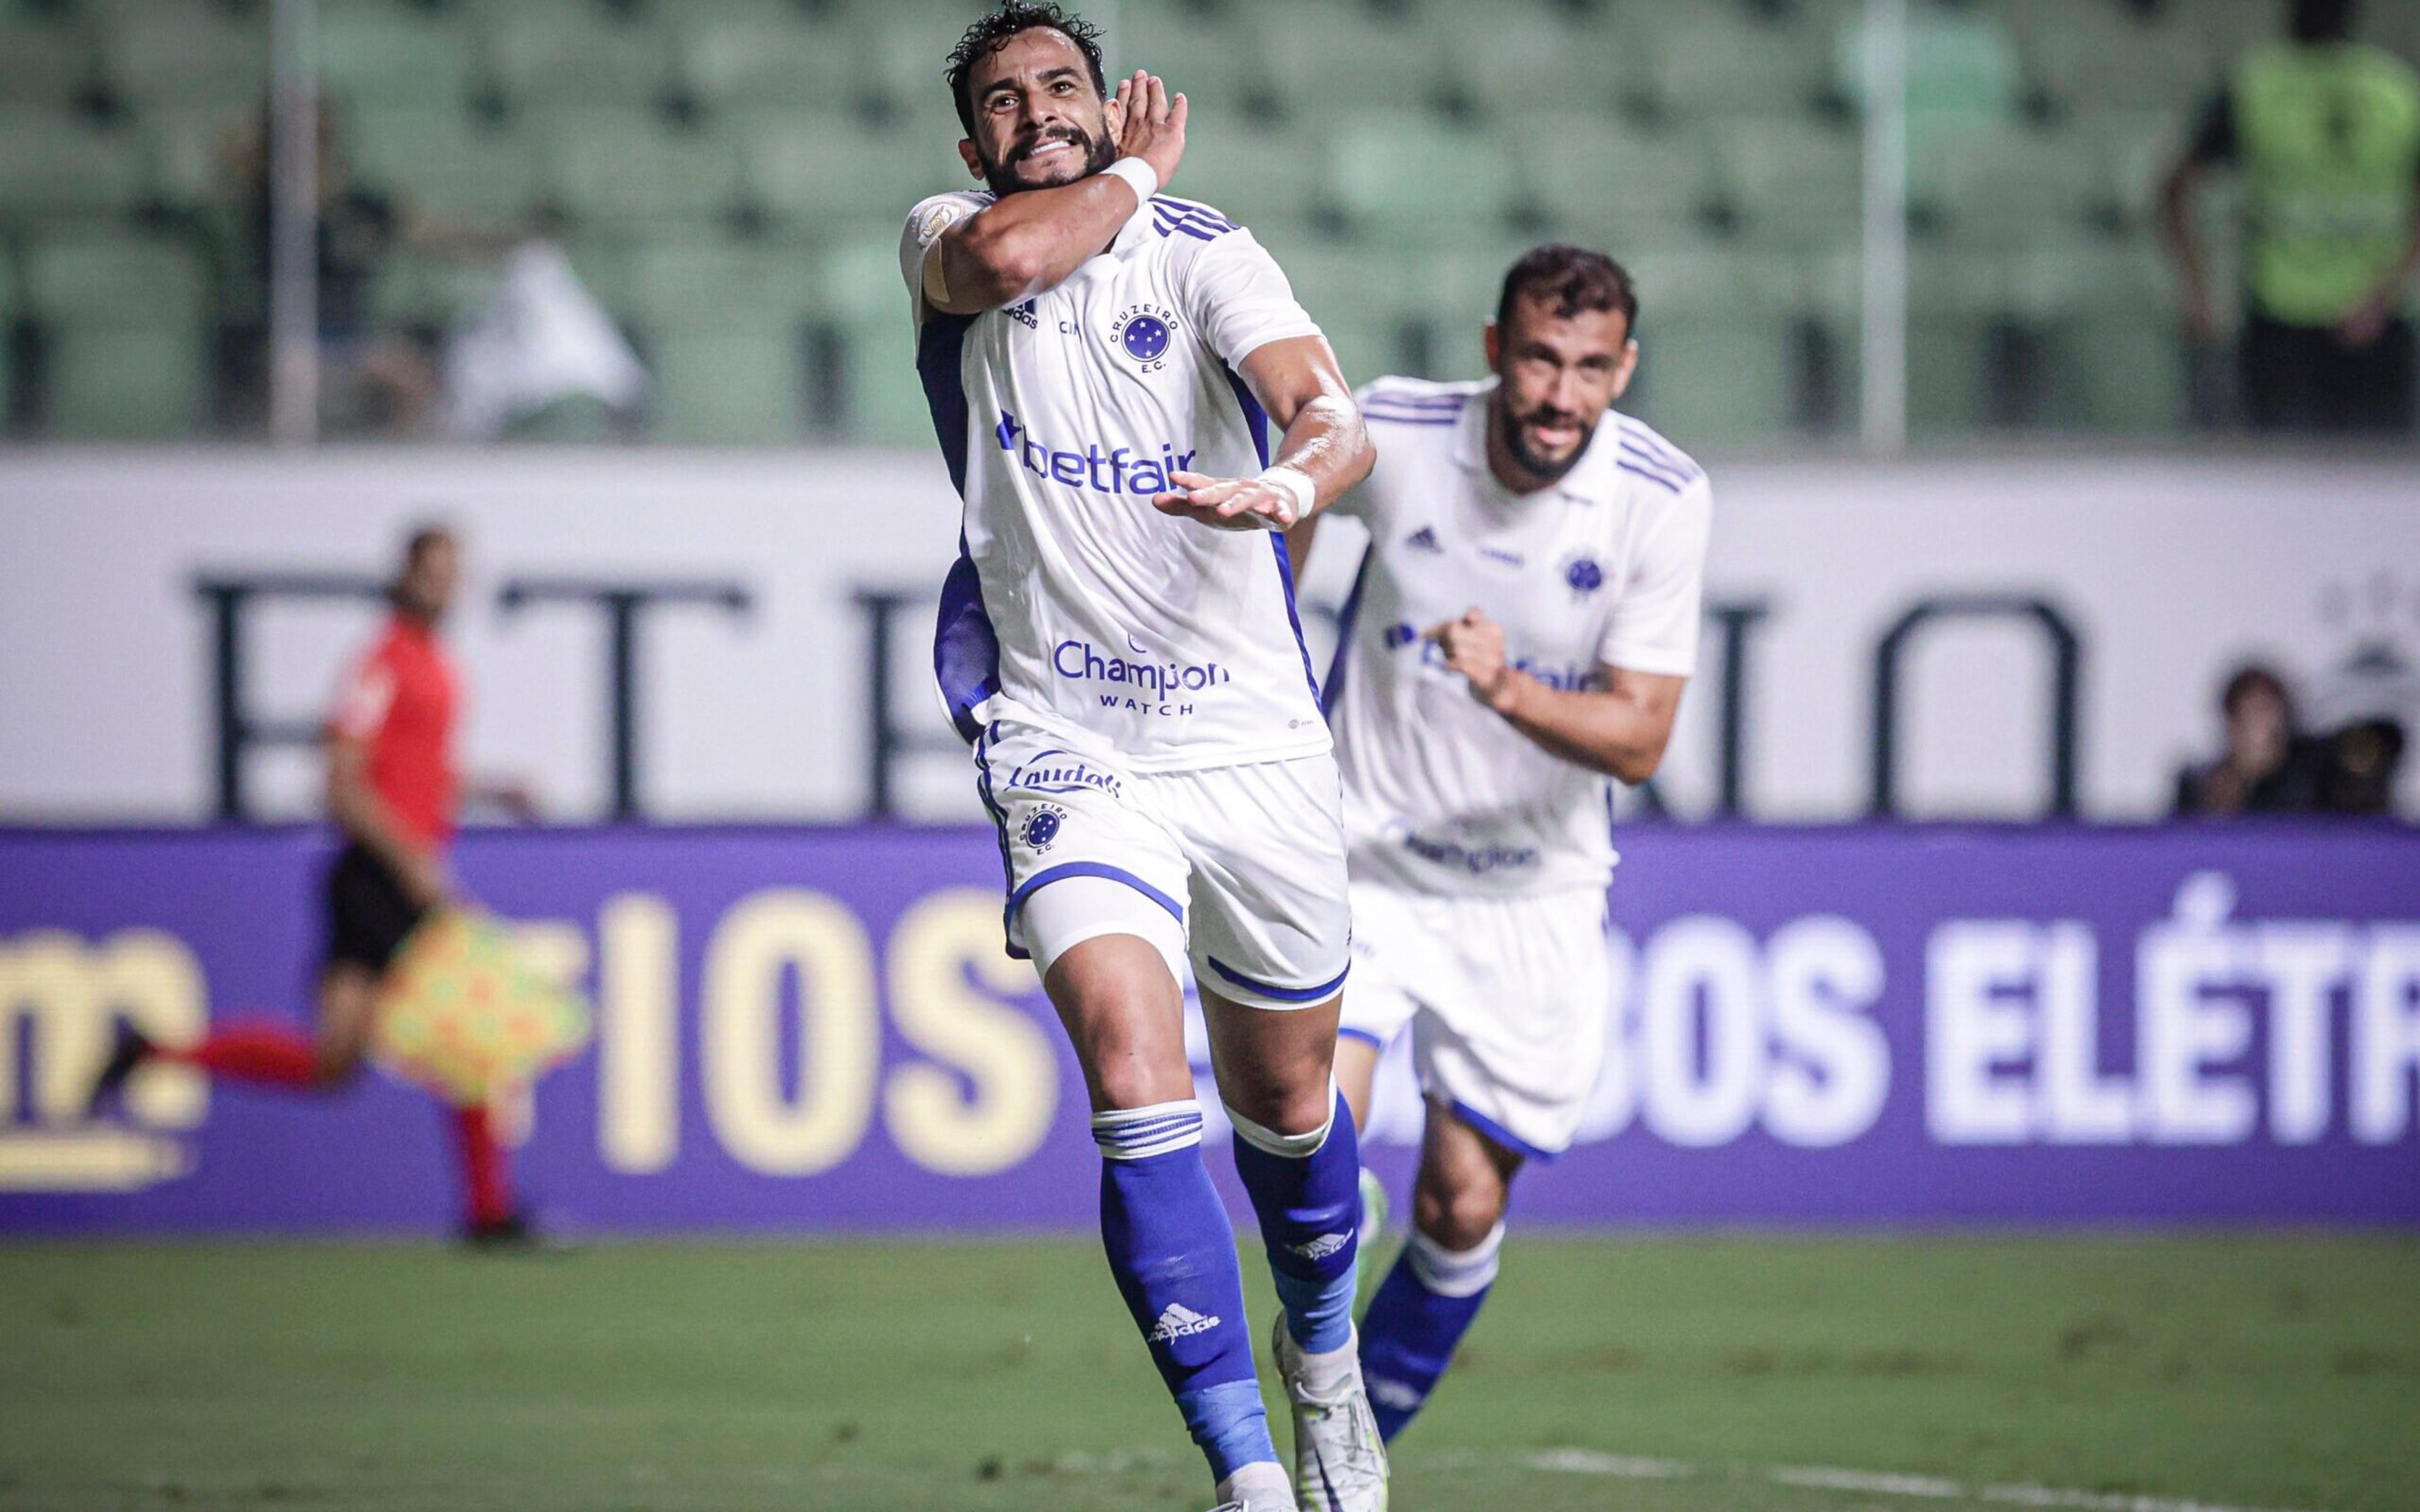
[1132,1447,2339,1512]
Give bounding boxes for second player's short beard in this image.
[1494,397,1596,487]
[982,127,1116,198]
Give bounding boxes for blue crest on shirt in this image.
[1565,556,1605,595]
[1121,316,1170,362]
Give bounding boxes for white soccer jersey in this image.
[1323,377,1713,897]
[901,188,1332,772]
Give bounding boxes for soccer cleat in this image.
[1212,1457,1300,1511]
[1270,1314,1389,1512]
[85,1022,156,1116]
[1356,1167,1388,1249]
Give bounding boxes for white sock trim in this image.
[1405,1222,1503,1299]
[1092,1099,1204,1160]
[1224,1079,1338,1158]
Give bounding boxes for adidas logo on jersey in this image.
[1403,526,1443,553]
[1147,1303,1222,1343]
[1288,1232,1351,1262]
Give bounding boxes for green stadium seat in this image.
[139,101,250,209]
[95,0,267,108]
[24,234,208,440]
[0,8,95,106]
[1117,1,1268,118]
[626,237,816,331]
[1330,111,1519,244]
[646,323,808,444]
[1248,1,1454,114]
[1161,120,1328,232]
[1618,244,1798,447]
[857,7,984,135]
[0,110,149,219]
[1916,123,2106,248]
[316,4,479,112]
[349,105,542,224]
[1715,120,1863,250]
[1906,247,2010,437]
[1509,117,1717,248]
[1832,4,2021,165]
[483,0,674,110]
[2003,0,2221,115]
[743,115,940,236]
[674,1,863,115]
[822,231,931,446]
[2070,108,2187,236]
[1442,4,1636,119]
[541,108,742,227]
[2021,240,2189,435]
[1644,11,1833,122]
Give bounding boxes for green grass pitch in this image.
[2,1234,2415,1511]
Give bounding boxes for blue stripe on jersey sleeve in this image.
[918,311,1000,744]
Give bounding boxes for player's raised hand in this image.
[1426,609,1521,712]
[1152,470,1298,531]
[1111,70,1187,190]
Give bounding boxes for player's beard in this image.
[1494,395,1597,486]
[982,123,1115,198]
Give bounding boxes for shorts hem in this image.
[1337,1026,1388,1050]
[1202,955,1349,1008]
[1445,1097,1562,1164]
[1005,862,1185,932]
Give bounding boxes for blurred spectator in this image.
[226,100,524,438]
[2160,0,2420,435]
[2320,717,2406,813]
[2172,664,2328,815]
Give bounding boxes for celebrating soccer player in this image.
[901,7,1385,1510]
[1293,247,1712,1441]
[88,526,541,1245]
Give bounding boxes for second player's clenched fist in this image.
[1112,70,1187,190]
[1427,609,1522,713]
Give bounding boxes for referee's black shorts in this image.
[323,842,427,977]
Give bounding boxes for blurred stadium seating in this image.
[0,0,2403,446]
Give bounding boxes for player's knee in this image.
[1414,1174,1507,1253]
[1221,1075,1332,1140]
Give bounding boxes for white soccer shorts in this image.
[975,718,1352,1011]
[1337,880,1613,1160]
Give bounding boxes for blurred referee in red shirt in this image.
[92,526,539,1244]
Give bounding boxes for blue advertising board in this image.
[2,825,2415,1232]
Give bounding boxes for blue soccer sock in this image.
[1228,1088,1361,1357]
[1357,1220,1504,1441]
[1094,1101,1279,1484]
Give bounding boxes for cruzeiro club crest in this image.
[1564,554,1606,598]
[1020,803,1068,853]
[1110,302,1178,373]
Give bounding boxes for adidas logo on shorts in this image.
[1288,1232,1351,1262]
[1148,1303,1221,1343]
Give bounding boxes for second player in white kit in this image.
[1293,246,1712,1443]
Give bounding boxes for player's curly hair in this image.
[1497,245,1641,338]
[946,3,1110,137]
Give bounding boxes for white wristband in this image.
[1102,156,1159,205]
[1257,464,1317,528]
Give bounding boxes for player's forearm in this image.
[1493,677,1673,785]
[942,175,1141,308]
[1268,393,1373,520]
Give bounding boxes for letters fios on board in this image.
[20,873,2419,1176]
